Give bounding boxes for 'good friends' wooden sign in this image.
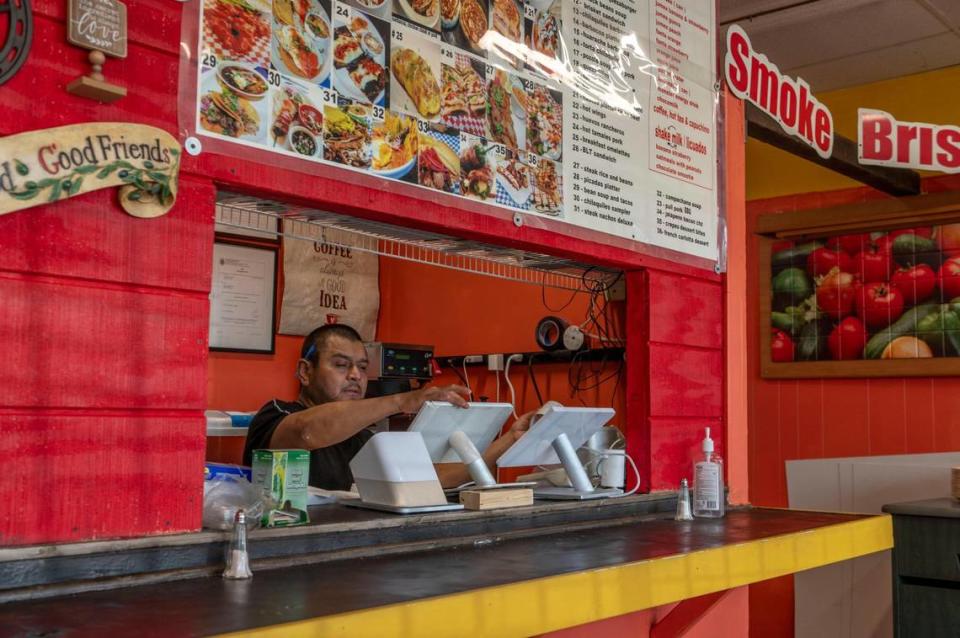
[0,123,181,218]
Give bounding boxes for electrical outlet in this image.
[488,354,504,371]
[463,355,483,364]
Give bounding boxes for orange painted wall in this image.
[743,65,960,636]
[207,254,626,466]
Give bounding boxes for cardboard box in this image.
[251,449,310,527]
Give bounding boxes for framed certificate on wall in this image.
[209,241,278,353]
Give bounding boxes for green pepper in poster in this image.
[864,303,939,359]
[772,267,813,312]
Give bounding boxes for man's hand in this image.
[506,409,536,441]
[398,384,471,413]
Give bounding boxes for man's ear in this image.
[296,359,311,385]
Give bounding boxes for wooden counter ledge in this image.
[0,506,891,638]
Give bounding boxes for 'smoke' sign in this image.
[859,109,960,174]
[724,24,834,159]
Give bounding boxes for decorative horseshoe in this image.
[0,0,33,86]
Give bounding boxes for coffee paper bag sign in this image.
[0,122,181,219]
[279,227,379,340]
[68,0,128,58]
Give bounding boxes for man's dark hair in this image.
[300,324,364,362]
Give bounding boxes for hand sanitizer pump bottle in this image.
[693,427,724,518]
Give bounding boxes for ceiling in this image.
[718,0,960,92]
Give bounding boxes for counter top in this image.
[0,508,892,638]
[882,497,960,518]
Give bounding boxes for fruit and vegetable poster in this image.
[191,0,719,262]
[769,226,960,363]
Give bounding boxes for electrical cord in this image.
[527,353,544,405]
[445,358,469,387]
[462,358,472,395]
[494,368,500,403]
[623,453,641,496]
[504,354,522,418]
[540,273,580,313]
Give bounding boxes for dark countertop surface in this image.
[0,508,873,638]
[882,497,960,518]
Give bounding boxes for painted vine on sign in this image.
[0,123,181,218]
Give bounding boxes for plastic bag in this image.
[202,474,269,531]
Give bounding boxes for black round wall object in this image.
[535,316,570,351]
[0,0,33,86]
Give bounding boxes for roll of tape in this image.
[535,316,569,351]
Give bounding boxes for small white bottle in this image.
[693,427,725,518]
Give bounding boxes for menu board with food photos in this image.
[193,0,719,262]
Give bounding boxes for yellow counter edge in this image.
[218,514,893,638]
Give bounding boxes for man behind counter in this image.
[243,324,533,490]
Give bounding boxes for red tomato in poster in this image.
[935,224,960,257]
[889,227,933,240]
[938,256,960,299]
[873,234,896,255]
[828,317,868,360]
[807,248,854,278]
[826,233,868,255]
[891,264,936,306]
[771,329,794,363]
[853,247,893,283]
[816,270,856,319]
[855,282,905,329]
[771,239,795,253]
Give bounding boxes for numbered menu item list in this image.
[648,0,714,190]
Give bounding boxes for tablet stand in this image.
[345,432,464,514]
[533,432,623,500]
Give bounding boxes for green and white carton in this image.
[251,449,310,527]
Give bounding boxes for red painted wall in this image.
[745,173,960,634]
[3,0,731,545]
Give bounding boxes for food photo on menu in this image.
[523,78,561,160]
[270,77,326,157]
[333,6,390,106]
[485,67,526,151]
[530,154,562,216]
[271,0,331,86]
[393,0,440,33]
[441,53,486,136]
[495,147,531,209]
[198,63,270,144]
[459,132,497,201]
[389,24,442,121]
[524,0,560,62]
[202,0,271,66]
[418,123,461,194]
[324,98,373,168]
[341,0,391,20]
[371,109,419,182]
[440,0,488,57]
[488,0,523,67]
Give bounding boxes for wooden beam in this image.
[755,189,960,237]
[745,103,921,197]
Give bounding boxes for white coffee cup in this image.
[598,449,625,489]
